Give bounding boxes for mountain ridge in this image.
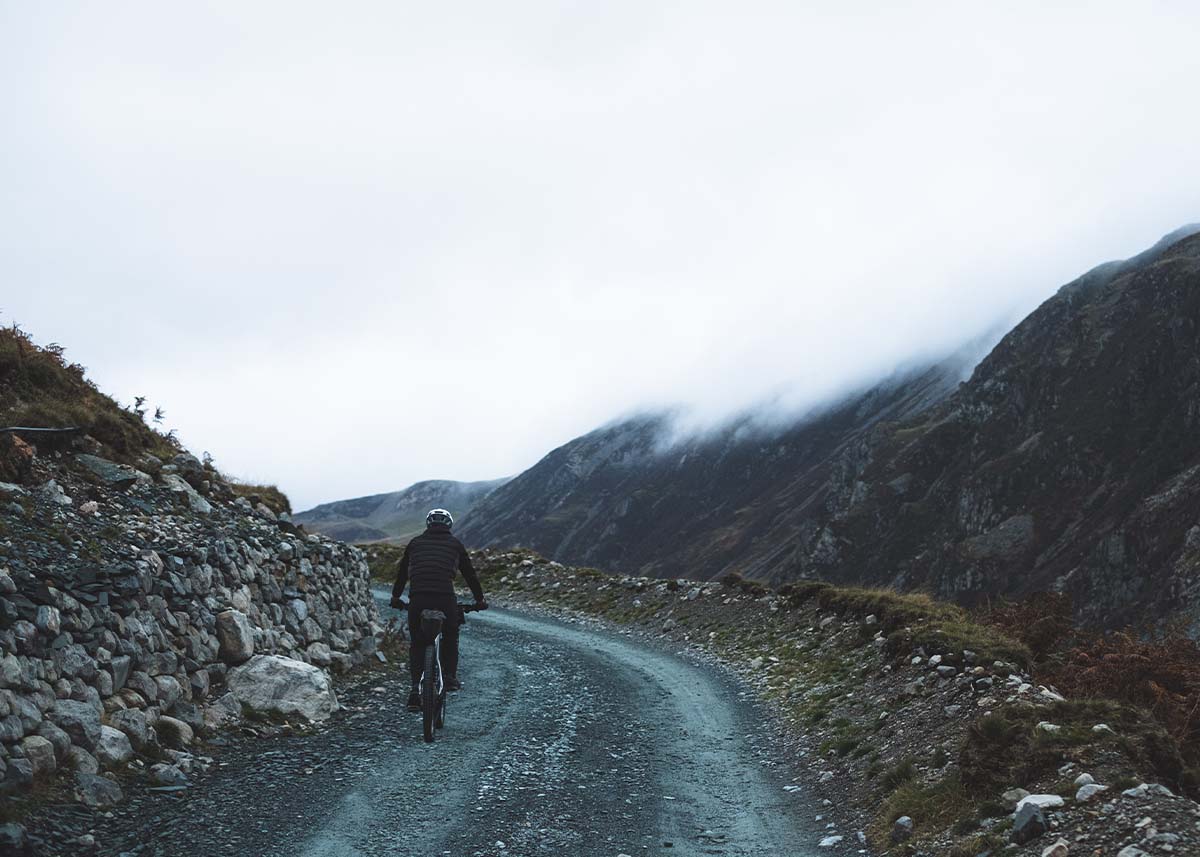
[459,226,1200,631]
[294,477,509,543]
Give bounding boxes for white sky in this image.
[2,2,1198,510]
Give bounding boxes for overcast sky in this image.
[2,3,1198,511]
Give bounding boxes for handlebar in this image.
[391,599,488,613]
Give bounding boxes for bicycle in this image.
[401,601,485,743]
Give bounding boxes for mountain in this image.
[294,478,509,543]
[460,226,1200,630]
[458,354,973,579]
[784,224,1200,630]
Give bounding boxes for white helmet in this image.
[426,508,453,528]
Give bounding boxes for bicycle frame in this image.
[405,602,484,743]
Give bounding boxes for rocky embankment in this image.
[469,550,1200,856]
[0,441,381,854]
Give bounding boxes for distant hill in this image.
[459,225,1200,631]
[294,478,509,543]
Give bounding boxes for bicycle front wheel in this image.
[421,647,437,743]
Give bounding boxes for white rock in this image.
[1074,773,1094,786]
[1041,838,1070,857]
[1035,721,1062,734]
[1075,783,1108,802]
[818,835,843,847]
[227,655,339,721]
[1016,794,1065,812]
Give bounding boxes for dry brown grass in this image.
[1048,631,1200,766]
[230,483,292,515]
[0,325,177,461]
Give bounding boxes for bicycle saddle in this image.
[420,609,446,635]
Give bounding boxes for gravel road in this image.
[84,596,824,857]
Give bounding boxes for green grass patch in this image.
[869,772,977,850]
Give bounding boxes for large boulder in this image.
[227,655,338,722]
[48,700,101,751]
[216,610,255,665]
[94,725,134,767]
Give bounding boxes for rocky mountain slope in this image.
[460,226,1200,630]
[294,478,508,543]
[783,225,1200,630]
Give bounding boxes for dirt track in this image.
[80,596,826,856]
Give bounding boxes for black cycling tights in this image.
[407,595,460,689]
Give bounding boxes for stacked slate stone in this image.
[0,446,382,810]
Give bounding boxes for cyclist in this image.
[390,508,487,711]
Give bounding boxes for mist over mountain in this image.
[460,226,1200,631]
[294,478,508,543]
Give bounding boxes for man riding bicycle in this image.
[390,508,487,711]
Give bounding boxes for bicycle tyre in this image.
[422,647,437,743]
[435,692,445,730]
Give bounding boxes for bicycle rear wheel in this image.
[435,691,446,729]
[421,647,437,743]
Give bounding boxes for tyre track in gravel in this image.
[88,594,825,856]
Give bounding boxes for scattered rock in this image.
[1042,838,1070,857]
[1012,801,1048,844]
[0,823,28,855]
[1001,787,1031,810]
[149,762,188,786]
[891,815,914,842]
[74,772,123,808]
[73,454,148,489]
